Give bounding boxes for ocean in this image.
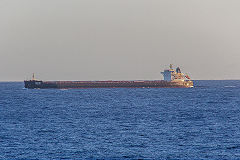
[0,80,240,159]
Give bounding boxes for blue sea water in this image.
[0,80,240,159]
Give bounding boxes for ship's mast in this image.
[32,73,35,80]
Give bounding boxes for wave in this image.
[224,86,236,88]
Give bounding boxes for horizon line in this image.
[0,79,240,82]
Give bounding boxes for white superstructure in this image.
[161,64,191,82]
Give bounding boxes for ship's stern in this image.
[184,80,194,88]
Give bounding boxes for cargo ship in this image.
[24,65,193,89]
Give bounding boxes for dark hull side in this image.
[24,80,193,89]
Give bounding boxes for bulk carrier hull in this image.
[24,80,193,89]
[24,65,193,89]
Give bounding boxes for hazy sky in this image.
[1,0,240,81]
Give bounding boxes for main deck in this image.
[24,80,193,89]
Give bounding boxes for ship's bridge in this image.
[161,69,175,81]
[161,65,188,82]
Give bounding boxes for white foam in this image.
[224,86,236,88]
